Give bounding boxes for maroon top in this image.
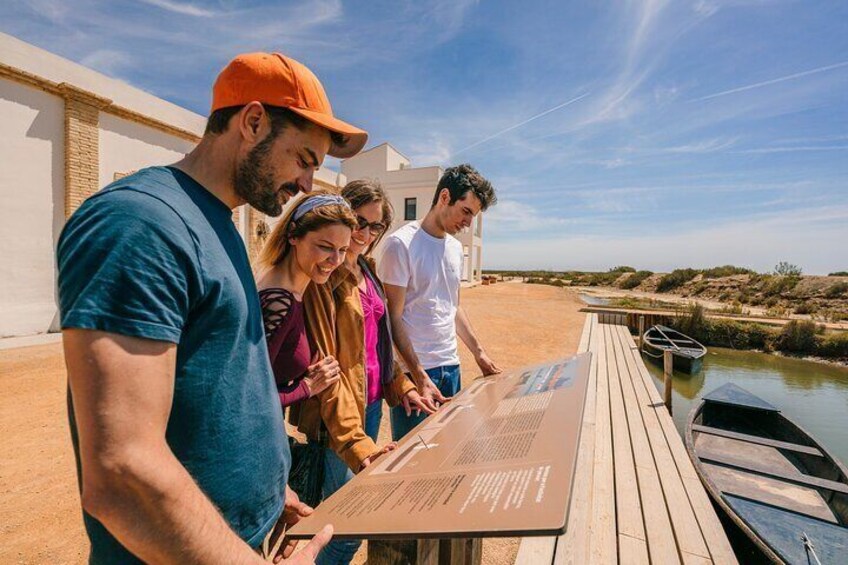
[259,288,313,408]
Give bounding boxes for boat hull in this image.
[643,342,703,373]
[686,384,848,564]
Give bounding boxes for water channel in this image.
[642,347,848,463]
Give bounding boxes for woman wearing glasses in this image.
[293,179,433,565]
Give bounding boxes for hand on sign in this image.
[401,388,436,417]
[272,525,333,564]
[303,356,341,397]
[360,443,398,471]
[475,351,501,376]
[417,373,449,410]
[266,486,314,561]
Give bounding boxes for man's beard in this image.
[234,132,298,217]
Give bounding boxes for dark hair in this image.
[431,163,497,211]
[341,178,394,255]
[205,104,347,147]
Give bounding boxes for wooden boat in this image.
[641,325,706,373]
[686,383,848,564]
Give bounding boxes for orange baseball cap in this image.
[211,52,368,158]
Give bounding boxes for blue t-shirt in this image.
[57,166,290,563]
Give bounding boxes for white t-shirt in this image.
[378,221,463,370]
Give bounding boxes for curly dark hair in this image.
[431,163,497,211]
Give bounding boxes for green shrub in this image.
[619,270,653,290]
[691,281,710,295]
[675,303,707,337]
[656,269,700,292]
[817,332,848,358]
[763,276,799,297]
[774,262,803,277]
[828,271,848,277]
[774,320,818,353]
[794,303,817,315]
[588,271,621,286]
[701,265,756,278]
[765,296,779,308]
[610,265,636,273]
[825,283,848,298]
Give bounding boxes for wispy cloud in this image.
[663,137,738,153]
[450,92,591,157]
[691,60,848,102]
[79,49,132,76]
[734,145,848,154]
[139,0,218,18]
[485,199,571,235]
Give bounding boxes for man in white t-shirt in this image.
[379,164,500,440]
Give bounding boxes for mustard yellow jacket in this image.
[288,256,416,471]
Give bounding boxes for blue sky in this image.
[3,0,847,274]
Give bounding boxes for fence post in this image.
[638,316,645,351]
[663,350,673,414]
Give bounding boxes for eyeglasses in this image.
[355,215,386,235]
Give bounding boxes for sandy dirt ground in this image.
[0,283,586,564]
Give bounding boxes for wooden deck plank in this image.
[590,318,617,564]
[618,534,649,565]
[513,537,556,565]
[517,314,597,565]
[609,324,681,565]
[617,326,737,564]
[554,314,599,565]
[611,326,711,560]
[520,318,738,565]
[604,324,647,546]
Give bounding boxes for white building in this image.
[341,143,484,283]
[0,33,337,338]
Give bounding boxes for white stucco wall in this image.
[0,79,64,337]
[99,113,196,187]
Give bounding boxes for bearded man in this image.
[57,52,366,564]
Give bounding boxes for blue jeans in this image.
[390,364,461,441]
[365,399,382,442]
[315,400,383,565]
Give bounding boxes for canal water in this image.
[642,347,848,463]
[579,293,612,306]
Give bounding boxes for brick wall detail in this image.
[60,84,110,218]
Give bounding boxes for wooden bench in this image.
[516,314,738,564]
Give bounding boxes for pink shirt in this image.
[360,275,386,404]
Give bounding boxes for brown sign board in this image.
[288,352,592,540]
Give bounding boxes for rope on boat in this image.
[802,532,822,565]
[641,348,665,360]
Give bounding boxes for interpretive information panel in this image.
[288,353,591,540]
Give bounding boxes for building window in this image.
[404,198,417,220]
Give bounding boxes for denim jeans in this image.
[390,364,461,441]
[315,400,384,565]
[364,399,382,442]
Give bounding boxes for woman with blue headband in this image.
[257,191,398,563]
[257,191,356,411]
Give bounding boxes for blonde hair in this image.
[341,178,394,256]
[258,189,357,270]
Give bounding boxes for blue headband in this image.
[293,194,350,221]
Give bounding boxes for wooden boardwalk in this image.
[516,314,738,564]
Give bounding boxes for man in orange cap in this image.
[57,52,366,564]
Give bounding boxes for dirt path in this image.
[0,283,586,564]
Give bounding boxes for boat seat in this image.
[699,451,848,496]
[692,424,824,457]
